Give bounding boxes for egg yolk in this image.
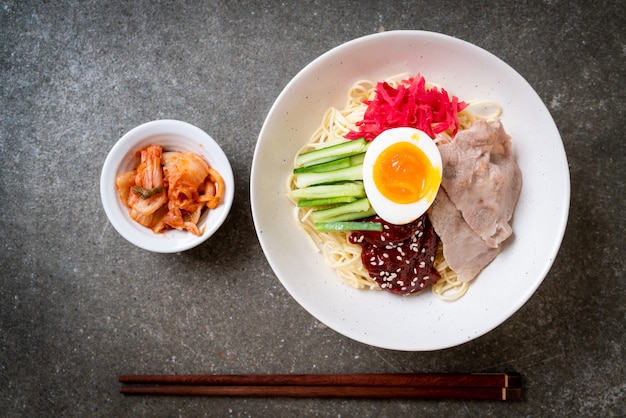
[373,141,440,204]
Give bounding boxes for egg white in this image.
[362,127,442,225]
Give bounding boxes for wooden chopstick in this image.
[119,372,519,388]
[119,373,522,401]
[120,384,521,400]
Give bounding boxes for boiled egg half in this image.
[362,127,442,225]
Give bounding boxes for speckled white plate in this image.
[251,31,569,351]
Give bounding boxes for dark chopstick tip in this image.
[505,388,523,401]
[506,372,522,388]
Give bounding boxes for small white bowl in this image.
[100,120,234,253]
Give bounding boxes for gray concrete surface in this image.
[1,1,624,416]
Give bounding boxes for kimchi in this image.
[115,145,225,236]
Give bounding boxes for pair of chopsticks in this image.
[119,372,522,401]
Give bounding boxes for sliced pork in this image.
[429,189,499,282]
[437,120,522,248]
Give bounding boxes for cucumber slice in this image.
[319,206,376,223]
[289,182,366,201]
[293,153,366,174]
[295,138,369,168]
[314,221,382,232]
[311,198,375,223]
[297,196,358,207]
[294,164,363,188]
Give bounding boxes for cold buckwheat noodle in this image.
[287,73,501,301]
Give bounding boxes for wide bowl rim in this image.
[250,30,570,351]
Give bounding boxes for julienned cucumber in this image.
[295,138,368,168]
[314,221,382,232]
[291,139,377,232]
[293,153,365,174]
[294,163,363,188]
[289,182,365,201]
[311,198,375,223]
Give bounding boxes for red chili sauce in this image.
[348,214,441,295]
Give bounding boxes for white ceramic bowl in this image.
[100,120,234,253]
[251,30,570,350]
